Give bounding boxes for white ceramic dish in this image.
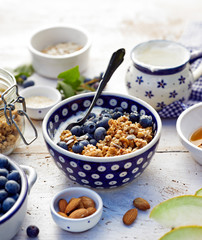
[28,25,92,78]
[20,86,61,120]
[176,102,202,165]
[0,154,37,240]
[50,187,103,232]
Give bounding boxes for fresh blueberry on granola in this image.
[57,107,154,157]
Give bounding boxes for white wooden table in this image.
[0,0,202,239]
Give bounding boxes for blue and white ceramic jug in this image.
[125,40,202,110]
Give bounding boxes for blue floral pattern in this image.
[136,76,144,85]
[157,79,167,88]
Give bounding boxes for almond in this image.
[69,208,88,218]
[86,207,96,216]
[65,198,81,214]
[77,200,85,209]
[133,197,150,211]
[58,211,68,218]
[80,196,95,208]
[123,208,138,225]
[58,199,68,213]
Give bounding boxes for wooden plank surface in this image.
[0,0,202,239]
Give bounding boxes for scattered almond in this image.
[133,197,150,211]
[58,211,68,218]
[69,208,88,218]
[58,199,68,212]
[80,196,95,208]
[123,208,138,225]
[65,198,81,214]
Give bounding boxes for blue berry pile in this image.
[57,107,153,155]
[0,155,21,217]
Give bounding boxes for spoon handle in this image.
[81,48,125,122]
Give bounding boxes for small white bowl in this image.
[28,25,92,78]
[20,86,61,120]
[50,187,103,232]
[176,102,202,165]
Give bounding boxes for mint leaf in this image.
[13,64,34,78]
[57,66,81,90]
[57,81,75,99]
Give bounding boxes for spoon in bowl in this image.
[65,48,125,130]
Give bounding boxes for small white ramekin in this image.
[50,187,103,232]
[28,25,92,79]
[20,85,61,120]
[176,102,202,165]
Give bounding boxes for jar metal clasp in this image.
[0,84,38,145]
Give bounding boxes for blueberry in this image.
[87,112,96,120]
[102,113,112,118]
[57,141,68,150]
[101,109,109,115]
[72,142,84,154]
[111,111,122,119]
[139,115,153,128]
[0,155,9,168]
[89,139,97,146]
[83,77,91,83]
[20,74,27,81]
[94,127,106,141]
[80,140,89,147]
[22,80,35,88]
[0,189,8,203]
[2,197,16,213]
[129,111,139,123]
[7,170,20,182]
[70,125,83,136]
[10,193,19,201]
[85,133,94,140]
[5,180,20,194]
[0,168,9,177]
[83,121,96,134]
[114,107,124,113]
[27,225,40,238]
[96,117,110,129]
[0,176,8,188]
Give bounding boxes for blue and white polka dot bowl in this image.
[42,92,162,189]
[50,187,103,232]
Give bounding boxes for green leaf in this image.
[57,81,75,99]
[13,64,34,78]
[57,66,81,90]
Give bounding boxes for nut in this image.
[58,211,68,218]
[69,208,88,218]
[133,197,150,211]
[86,207,97,216]
[123,208,138,225]
[58,199,68,212]
[80,196,95,208]
[65,198,81,214]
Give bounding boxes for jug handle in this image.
[190,49,202,81]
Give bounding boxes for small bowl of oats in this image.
[28,25,91,79]
[42,92,162,188]
[20,86,61,120]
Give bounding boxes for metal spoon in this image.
[65,48,125,130]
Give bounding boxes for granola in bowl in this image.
[57,107,153,157]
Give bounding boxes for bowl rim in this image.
[0,155,28,224]
[20,85,62,110]
[176,102,202,152]
[50,186,103,222]
[28,25,92,60]
[42,92,162,163]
